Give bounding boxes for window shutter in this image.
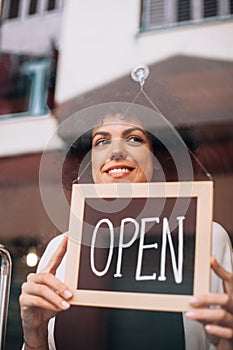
[8,0,20,20]
[177,0,191,22]
[230,0,233,13]
[150,0,165,28]
[28,0,38,15]
[203,0,218,18]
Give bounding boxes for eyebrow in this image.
[92,127,146,140]
[92,131,110,140]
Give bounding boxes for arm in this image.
[186,224,233,350]
[19,235,73,350]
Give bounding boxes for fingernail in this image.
[185,312,195,319]
[64,290,73,299]
[205,325,212,331]
[61,301,70,309]
[189,297,198,305]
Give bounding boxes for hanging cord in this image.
[130,65,213,181]
[74,65,213,183]
[72,159,92,184]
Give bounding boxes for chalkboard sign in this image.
[65,181,213,312]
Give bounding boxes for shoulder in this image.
[212,221,230,240]
[211,222,233,293]
[212,222,232,256]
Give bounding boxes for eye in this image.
[126,135,144,145]
[94,138,110,147]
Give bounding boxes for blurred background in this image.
[0,0,232,349]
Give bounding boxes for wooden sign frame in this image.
[65,181,213,312]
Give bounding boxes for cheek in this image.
[136,148,154,178]
[91,151,98,178]
[131,146,153,165]
[91,150,105,179]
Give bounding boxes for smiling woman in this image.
[61,104,197,191]
[91,114,154,184]
[20,103,233,350]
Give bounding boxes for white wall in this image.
[55,0,233,103]
[0,114,64,157]
[1,13,63,54]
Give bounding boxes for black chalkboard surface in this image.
[65,182,213,312]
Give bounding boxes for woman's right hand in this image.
[19,236,73,347]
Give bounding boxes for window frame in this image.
[140,0,233,33]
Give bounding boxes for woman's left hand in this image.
[186,256,233,350]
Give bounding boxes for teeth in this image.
[108,168,130,174]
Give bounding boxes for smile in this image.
[104,164,135,176]
[108,168,130,174]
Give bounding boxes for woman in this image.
[20,107,233,350]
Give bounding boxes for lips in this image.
[103,163,135,177]
[108,168,130,174]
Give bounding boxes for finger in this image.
[26,272,73,300]
[211,257,233,299]
[21,281,71,311]
[186,308,233,327]
[211,256,233,283]
[20,293,67,312]
[42,236,68,275]
[189,293,233,310]
[205,324,233,340]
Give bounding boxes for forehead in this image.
[92,114,144,134]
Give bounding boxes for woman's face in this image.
[91,114,154,184]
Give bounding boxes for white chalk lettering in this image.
[90,218,114,277]
[135,217,159,281]
[114,218,139,278]
[90,216,185,283]
[158,216,185,284]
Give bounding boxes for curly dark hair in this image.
[61,105,198,190]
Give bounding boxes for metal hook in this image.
[131,65,150,87]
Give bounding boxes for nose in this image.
[110,151,127,160]
[109,138,127,160]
